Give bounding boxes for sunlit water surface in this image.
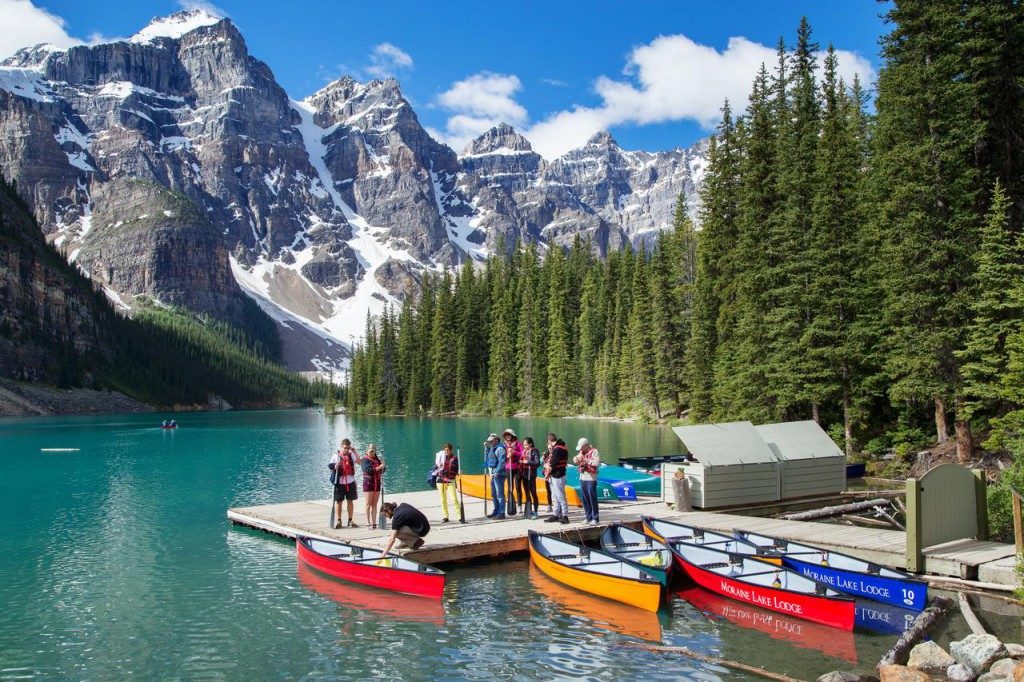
[0,410,1010,679]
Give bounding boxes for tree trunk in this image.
[811,402,821,425]
[843,393,854,457]
[954,396,973,463]
[934,396,949,444]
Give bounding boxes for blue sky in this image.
[5,0,887,158]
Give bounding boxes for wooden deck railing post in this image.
[905,477,922,572]
[1010,486,1024,556]
[972,469,988,541]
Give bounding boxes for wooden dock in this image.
[227,489,1018,585]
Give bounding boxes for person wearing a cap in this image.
[544,438,570,524]
[573,437,601,525]
[483,433,507,519]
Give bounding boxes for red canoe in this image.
[297,562,446,624]
[668,539,855,631]
[296,536,445,600]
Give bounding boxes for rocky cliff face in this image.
[0,9,707,369]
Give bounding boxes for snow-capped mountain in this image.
[0,10,707,370]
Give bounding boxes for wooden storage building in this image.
[662,421,781,509]
[755,420,846,499]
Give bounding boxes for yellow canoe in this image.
[458,474,582,507]
[528,530,662,612]
[528,563,662,642]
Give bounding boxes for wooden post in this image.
[672,476,692,512]
[1011,487,1024,556]
[905,477,922,573]
[972,469,988,541]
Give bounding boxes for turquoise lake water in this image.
[0,410,1006,680]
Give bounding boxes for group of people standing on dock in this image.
[324,428,603,552]
[327,438,386,529]
[483,429,601,525]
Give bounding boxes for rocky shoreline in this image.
[0,379,153,417]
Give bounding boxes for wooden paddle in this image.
[482,445,489,518]
[457,447,466,524]
[328,452,336,529]
[377,455,387,529]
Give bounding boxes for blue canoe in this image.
[562,469,635,502]
[734,529,928,611]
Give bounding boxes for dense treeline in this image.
[349,2,1024,473]
[346,213,696,420]
[0,174,320,409]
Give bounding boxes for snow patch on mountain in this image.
[129,10,222,44]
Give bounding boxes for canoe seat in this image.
[699,562,730,569]
[866,563,882,575]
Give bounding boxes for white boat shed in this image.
[756,420,847,499]
[663,420,846,509]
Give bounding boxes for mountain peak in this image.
[462,123,534,157]
[586,130,617,147]
[129,9,224,44]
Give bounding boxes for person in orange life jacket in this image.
[362,443,386,529]
[520,437,541,519]
[328,438,359,528]
[484,433,506,519]
[433,442,463,523]
[502,428,523,516]
[573,437,601,525]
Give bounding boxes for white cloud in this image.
[365,42,413,78]
[431,72,527,151]
[525,34,874,159]
[0,0,81,58]
[176,0,227,18]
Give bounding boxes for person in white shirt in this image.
[329,439,360,528]
[573,437,601,525]
[434,443,462,523]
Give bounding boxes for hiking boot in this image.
[442,518,449,523]
[559,516,570,524]
[494,514,506,520]
[333,521,342,529]
[412,538,425,549]
[530,513,539,520]
[543,515,560,523]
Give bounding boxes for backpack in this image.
[427,465,440,487]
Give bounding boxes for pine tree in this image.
[626,256,660,416]
[958,181,1022,421]
[546,246,572,411]
[686,103,740,422]
[874,0,983,459]
[430,272,458,413]
[488,259,518,411]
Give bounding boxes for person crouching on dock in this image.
[381,502,430,553]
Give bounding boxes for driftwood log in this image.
[958,592,988,635]
[877,597,953,670]
[782,498,891,521]
[621,643,805,682]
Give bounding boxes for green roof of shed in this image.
[754,420,845,461]
[671,421,779,466]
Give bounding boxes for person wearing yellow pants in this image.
[434,442,463,523]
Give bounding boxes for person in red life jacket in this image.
[520,437,541,519]
[502,428,523,516]
[543,432,557,515]
[329,438,360,528]
[573,437,601,525]
[544,438,570,524]
[433,442,463,523]
[361,443,386,529]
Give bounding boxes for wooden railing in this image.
[1010,484,1024,556]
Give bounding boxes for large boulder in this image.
[908,641,956,673]
[948,663,979,682]
[991,658,1018,677]
[951,635,1009,672]
[878,665,929,682]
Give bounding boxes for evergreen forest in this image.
[347,1,1024,531]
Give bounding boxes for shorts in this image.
[362,479,380,493]
[333,482,357,501]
